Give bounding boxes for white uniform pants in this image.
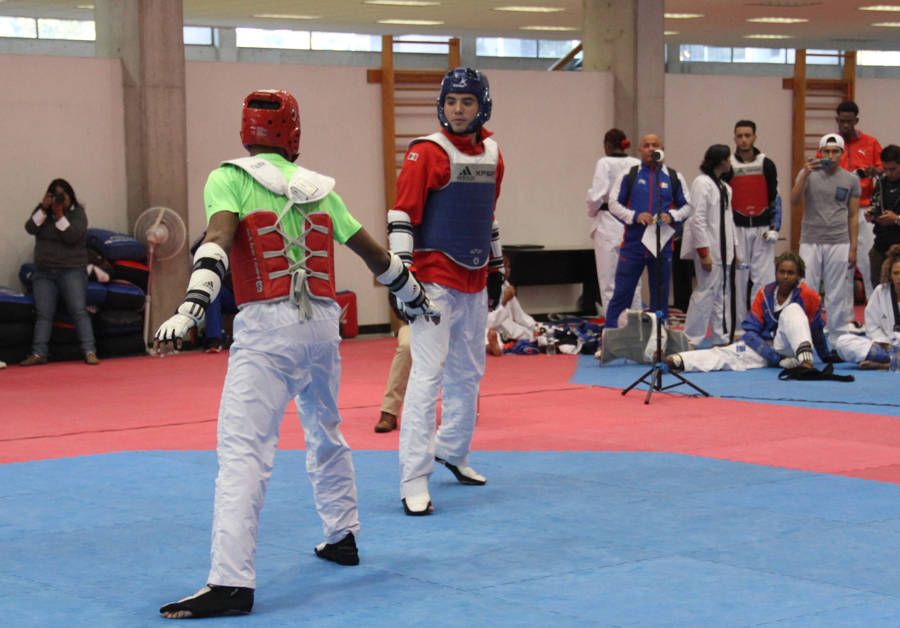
[799,242,854,339]
[208,300,359,589]
[683,259,733,348]
[734,225,775,326]
[833,333,875,364]
[857,207,875,298]
[486,295,535,342]
[400,283,486,499]
[680,302,812,372]
[592,231,641,317]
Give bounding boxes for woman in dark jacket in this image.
[21,178,99,365]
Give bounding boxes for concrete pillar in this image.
[582,0,665,144]
[95,0,191,345]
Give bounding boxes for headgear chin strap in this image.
[437,67,492,135]
[240,89,301,161]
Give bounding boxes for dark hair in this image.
[836,100,859,116]
[734,119,756,133]
[699,144,731,178]
[603,128,630,152]
[881,144,900,164]
[46,178,79,208]
[881,244,900,285]
[775,251,805,278]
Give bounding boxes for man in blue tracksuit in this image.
[606,133,692,328]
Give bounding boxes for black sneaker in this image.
[159,585,253,619]
[314,532,359,566]
[435,457,487,486]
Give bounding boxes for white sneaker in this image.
[402,492,433,516]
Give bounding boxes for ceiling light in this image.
[872,20,900,25]
[746,17,809,23]
[77,4,94,8]
[744,33,793,39]
[253,14,321,20]
[377,19,444,25]
[363,1,441,6]
[858,4,900,10]
[664,13,704,19]
[494,5,565,12]
[519,25,579,31]
[664,30,680,35]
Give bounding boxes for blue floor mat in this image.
[573,354,900,416]
[3,450,900,626]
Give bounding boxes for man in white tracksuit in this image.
[833,243,900,369]
[153,89,439,619]
[586,128,642,318]
[682,144,738,348]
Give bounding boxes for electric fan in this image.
[134,206,187,349]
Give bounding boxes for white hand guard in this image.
[778,356,801,369]
[377,253,441,323]
[154,302,204,344]
[763,230,779,243]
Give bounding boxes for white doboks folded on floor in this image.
[600,309,690,365]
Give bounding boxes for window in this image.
[311,32,381,52]
[394,34,451,54]
[537,39,580,59]
[183,26,213,46]
[477,37,538,57]
[0,16,37,38]
[235,27,310,50]
[37,18,94,41]
[858,49,900,66]
[679,45,731,63]
[732,47,787,64]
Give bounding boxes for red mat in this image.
[3,337,900,484]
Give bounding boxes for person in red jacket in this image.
[387,67,505,516]
[836,100,883,299]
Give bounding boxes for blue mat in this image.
[3,450,900,626]
[573,354,900,416]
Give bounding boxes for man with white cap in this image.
[790,133,860,341]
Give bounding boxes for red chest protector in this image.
[224,157,337,318]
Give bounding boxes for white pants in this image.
[680,302,812,372]
[734,225,775,326]
[857,207,875,298]
[592,231,641,317]
[486,295,535,342]
[400,283,486,499]
[208,300,359,589]
[833,333,875,364]
[683,259,733,348]
[799,242,854,340]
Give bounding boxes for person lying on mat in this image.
[152,89,440,620]
[666,251,832,372]
[486,254,540,356]
[832,243,900,370]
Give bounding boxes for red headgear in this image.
[240,89,301,161]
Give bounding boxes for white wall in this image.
[0,55,127,289]
[3,54,899,323]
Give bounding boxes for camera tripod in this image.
[621,167,709,404]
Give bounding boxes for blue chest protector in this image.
[413,132,499,269]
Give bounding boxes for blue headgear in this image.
[437,67,492,135]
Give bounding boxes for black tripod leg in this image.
[668,370,711,397]
[622,365,655,396]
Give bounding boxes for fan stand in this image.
[141,209,169,353]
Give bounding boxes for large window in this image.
[477,36,580,59]
[235,27,310,50]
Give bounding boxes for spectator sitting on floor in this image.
[666,251,831,373]
[833,243,900,370]
[486,254,540,356]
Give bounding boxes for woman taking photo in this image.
[21,178,99,366]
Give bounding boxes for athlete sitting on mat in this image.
[666,251,831,372]
[832,243,900,369]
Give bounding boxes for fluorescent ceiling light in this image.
[664,30,680,35]
[664,13,704,19]
[364,1,441,6]
[377,19,444,25]
[519,25,578,31]
[747,17,809,23]
[858,4,900,10]
[872,20,900,25]
[253,14,321,20]
[744,33,793,39]
[77,4,94,8]
[494,5,565,12]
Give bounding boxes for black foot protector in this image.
[160,585,254,619]
[314,532,360,566]
[435,457,487,486]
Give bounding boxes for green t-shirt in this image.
[203,152,361,263]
